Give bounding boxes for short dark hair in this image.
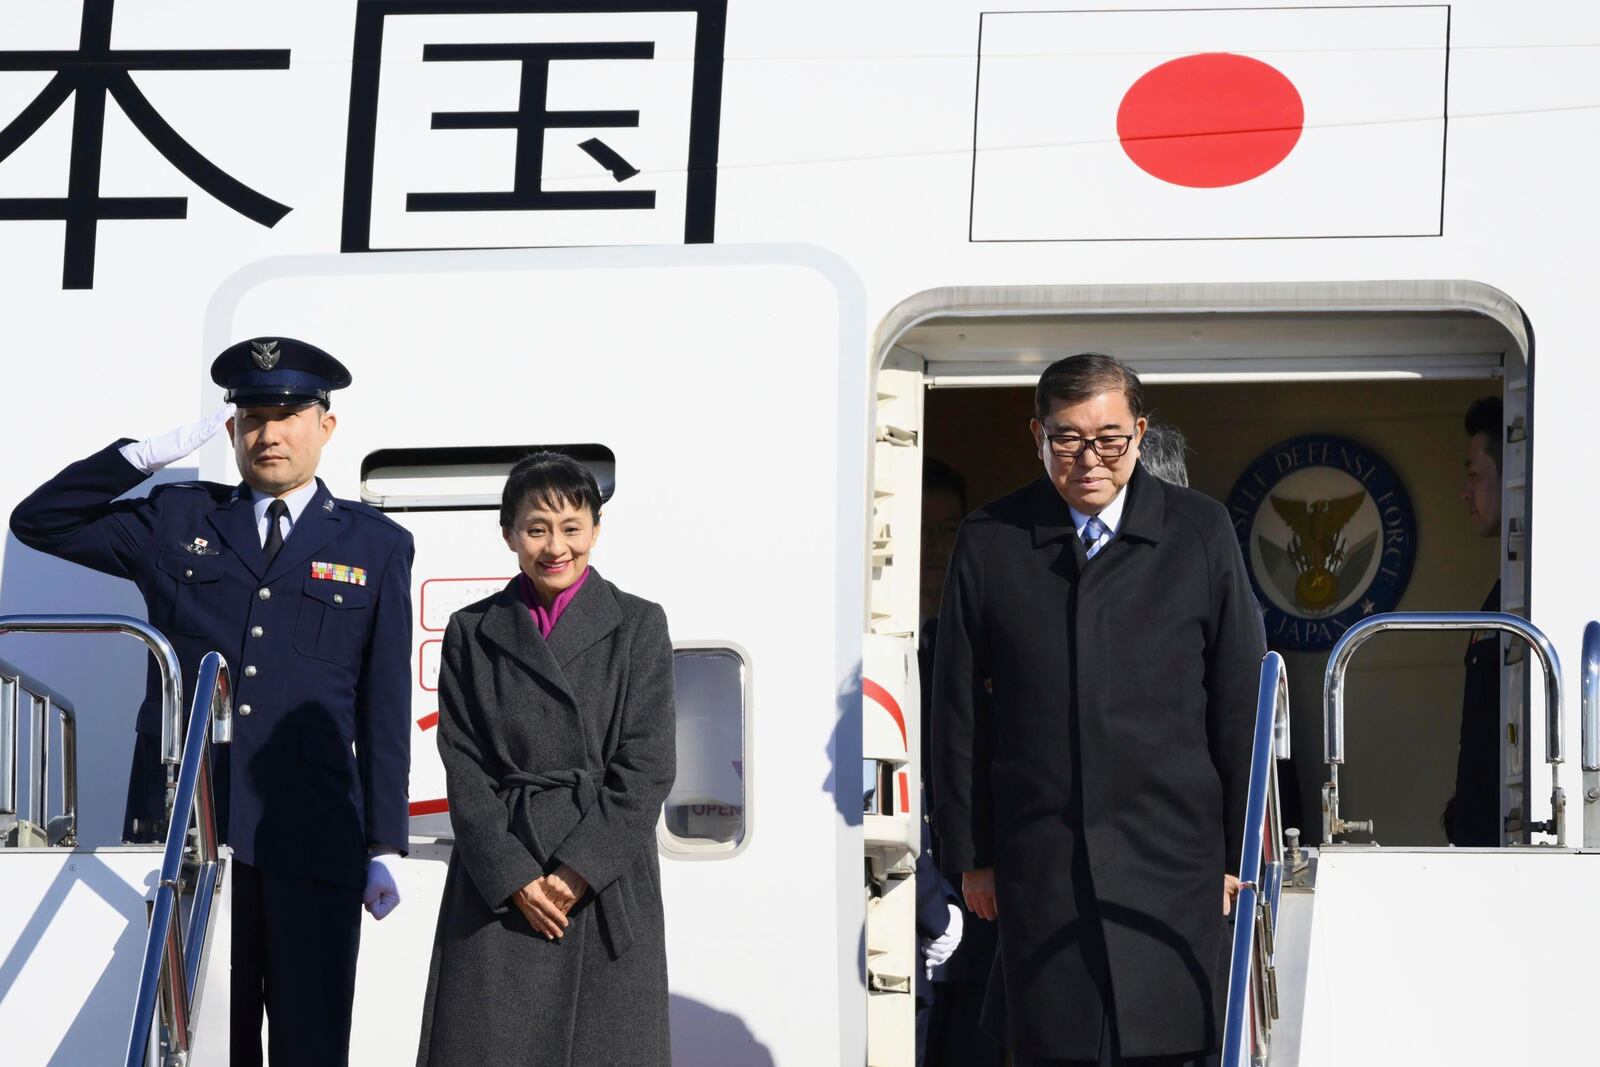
[1140,420,1191,487]
[499,451,603,529]
[923,457,968,511]
[1464,396,1503,472]
[1035,352,1144,422]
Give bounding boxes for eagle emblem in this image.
[1268,492,1367,611]
[250,340,281,371]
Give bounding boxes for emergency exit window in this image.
[660,646,748,855]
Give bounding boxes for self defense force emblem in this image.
[1226,435,1417,651]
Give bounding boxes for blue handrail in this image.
[1220,651,1289,1067]
[125,651,231,1067]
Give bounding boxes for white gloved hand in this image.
[921,902,965,979]
[118,403,235,474]
[363,852,402,920]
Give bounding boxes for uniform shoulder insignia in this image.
[336,496,409,535]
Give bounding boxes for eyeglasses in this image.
[1043,432,1136,459]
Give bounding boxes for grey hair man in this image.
[1139,420,1191,487]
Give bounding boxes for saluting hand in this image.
[962,867,998,921]
[118,403,236,474]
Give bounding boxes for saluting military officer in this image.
[8,337,415,1067]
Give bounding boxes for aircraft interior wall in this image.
[923,378,1503,847]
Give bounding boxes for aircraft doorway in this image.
[921,378,1503,845]
[870,282,1535,850]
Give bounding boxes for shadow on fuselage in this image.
[670,992,777,1066]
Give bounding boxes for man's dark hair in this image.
[923,457,968,511]
[500,451,603,529]
[1034,352,1145,422]
[1464,396,1503,472]
[1140,420,1191,487]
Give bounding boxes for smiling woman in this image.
[416,449,677,1067]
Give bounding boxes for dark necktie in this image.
[1081,515,1108,560]
[262,499,290,567]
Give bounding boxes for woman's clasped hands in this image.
[514,864,590,940]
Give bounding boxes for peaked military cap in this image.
[210,337,352,408]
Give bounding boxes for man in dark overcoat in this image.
[9,338,414,1066]
[932,353,1266,1066]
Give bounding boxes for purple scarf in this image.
[517,567,590,639]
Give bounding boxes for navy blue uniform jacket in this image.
[9,441,414,889]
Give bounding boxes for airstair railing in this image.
[0,654,77,846]
[1581,622,1599,848]
[125,650,232,1067]
[1323,611,1565,845]
[1221,651,1291,1067]
[0,615,185,813]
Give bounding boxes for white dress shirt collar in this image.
[1068,484,1129,553]
[251,479,319,546]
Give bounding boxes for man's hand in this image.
[118,404,236,474]
[362,852,401,920]
[922,902,965,979]
[962,868,998,921]
[1223,873,1241,917]
[513,864,589,939]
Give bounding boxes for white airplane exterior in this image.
[0,2,1597,1065]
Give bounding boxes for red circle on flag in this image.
[1117,52,1304,188]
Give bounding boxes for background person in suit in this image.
[9,337,415,1067]
[1443,395,1504,846]
[416,452,677,1067]
[932,353,1266,1067]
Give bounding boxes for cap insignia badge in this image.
[250,340,281,371]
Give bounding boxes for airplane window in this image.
[660,647,747,854]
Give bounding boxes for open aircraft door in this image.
[202,246,868,1066]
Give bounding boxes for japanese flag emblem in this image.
[970,6,1449,241]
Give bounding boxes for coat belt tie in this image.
[498,768,635,959]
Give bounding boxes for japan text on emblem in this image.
[251,340,281,370]
[1227,435,1417,652]
[0,0,292,289]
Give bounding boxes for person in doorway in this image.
[931,352,1266,1066]
[9,338,415,1066]
[1138,421,1191,487]
[1443,395,1504,847]
[416,452,677,1067]
[917,458,1003,1067]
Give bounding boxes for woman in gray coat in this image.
[417,452,677,1067]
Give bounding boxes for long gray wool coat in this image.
[932,462,1267,1061]
[416,571,677,1067]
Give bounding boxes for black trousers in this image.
[231,860,363,1067]
[1012,1016,1217,1067]
[924,982,1005,1067]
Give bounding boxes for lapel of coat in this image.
[1115,463,1166,548]
[478,579,580,709]
[545,570,623,668]
[262,481,349,586]
[1029,478,1086,579]
[204,485,264,579]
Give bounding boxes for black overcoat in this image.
[931,463,1266,1060]
[416,571,676,1067]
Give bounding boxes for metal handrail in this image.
[1582,622,1599,848]
[1322,611,1566,845]
[1221,652,1290,1067]
[0,654,77,844]
[0,615,184,767]
[125,651,232,1067]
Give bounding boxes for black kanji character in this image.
[0,0,291,288]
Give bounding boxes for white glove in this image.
[363,852,402,920]
[118,403,235,474]
[922,902,965,978]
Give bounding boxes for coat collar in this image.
[203,479,344,583]
[1029,464,1165,554]
[478,569,623,708]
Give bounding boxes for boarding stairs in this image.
[1223,613,1600,1066]
[0,616,231,1067]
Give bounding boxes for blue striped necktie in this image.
[1082,515,1108,559]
